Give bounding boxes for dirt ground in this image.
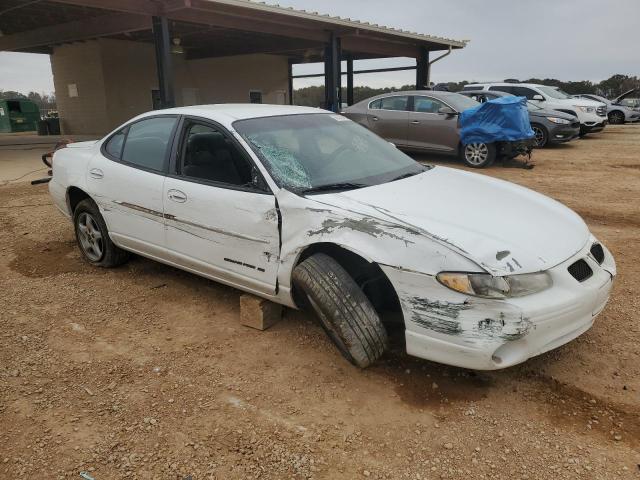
[1,125,639,480]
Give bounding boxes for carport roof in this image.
[0,0,467,61]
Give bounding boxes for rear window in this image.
[378,96,409,111]
[121,117,177,172]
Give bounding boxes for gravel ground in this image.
[1,125,639,479]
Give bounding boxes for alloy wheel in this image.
[77,212,104,262]
[609,111,624,125]
[532,126,547,147]
[464,143,489,166]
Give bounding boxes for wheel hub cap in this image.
[465,143,489,165]
[77,212,104,261]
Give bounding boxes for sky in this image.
[1,0,639,94]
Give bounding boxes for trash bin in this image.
[37,120,49,136]
[46,117,60,135]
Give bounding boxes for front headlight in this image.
[575,105,595,113]
[437,272,552,299]
[546,116,571,125]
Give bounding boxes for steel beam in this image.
[346,55,354,106]
[416,46,430,90]
[0,12,151,51]
[324,34,341,112]
[152,16,175,109]
[288,59,294,105]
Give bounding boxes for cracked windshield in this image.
[234,113,427,193]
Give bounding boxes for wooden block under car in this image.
[239,294,282,331]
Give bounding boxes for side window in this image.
[120,117,177,172]
[511,87,537,100]
[369,99,382,110]
[105,129,126,159]
[379,96,409,111]
[489,86,513,94]
[180,122,263,190]
[414,96,446,113]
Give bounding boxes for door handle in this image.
[371,116,379,121]
[168,189,187,203]
[89,168,103,179]
[410,120,420,124]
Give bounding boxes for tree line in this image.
[293,74,640,107]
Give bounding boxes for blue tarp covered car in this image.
[460,96,535,145]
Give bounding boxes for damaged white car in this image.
[48,105,616,370]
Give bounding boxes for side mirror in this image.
[388,141,397,148]
[532,94,544,101]
[438,106,457,116]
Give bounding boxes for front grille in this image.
[590,243,605,264]
[597,106,607,117]
[568,259,593,282]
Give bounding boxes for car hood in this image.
[567,98,605,107]
[613,88,638,103]
[308,167,589,276]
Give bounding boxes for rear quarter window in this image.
[489,86,514,94]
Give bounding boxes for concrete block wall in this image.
[50,38,290,136]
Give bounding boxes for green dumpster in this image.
[0,99,41,133]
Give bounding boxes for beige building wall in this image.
[51,38,290,135]
[50,42,110,135]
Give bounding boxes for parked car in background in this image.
[46,104,616,370]
[573,92,640,124]
[463,83,607,136]
[342,91,532,168]
[460,90,580,147]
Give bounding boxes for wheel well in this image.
[67,187,91,214]
[294,243,402,317]
[609,109,623,116]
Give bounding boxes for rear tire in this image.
[461,142,496,168]
[292,253,389,368]
[73,199,130,268]
[531,123,549,148]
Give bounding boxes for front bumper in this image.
[381,238,616,370]
[547,122,580,144]
[580,120,607,135]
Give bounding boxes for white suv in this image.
[463,83,607,136]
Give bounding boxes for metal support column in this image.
[416,46,430,90]
[346,55,354,106]
[152,16,175,109]
[287,59,294,105]
[324,33,341,112]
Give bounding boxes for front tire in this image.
[461,142,496,168]
[73,199,130,267]
[608,111,625,125]
[531,123,549,148]
[292,253,389,368]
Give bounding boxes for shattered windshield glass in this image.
[234,113,428,194]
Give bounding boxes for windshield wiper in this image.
[390,171,422,182]
[301,182,368,194]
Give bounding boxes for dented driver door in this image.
[163,118,280,296]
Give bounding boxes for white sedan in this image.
[48,105,616,370]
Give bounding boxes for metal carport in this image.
[0,0,466,114]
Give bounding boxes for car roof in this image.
[461,90,510,96]
[135,104,328,127]
[367,90,466,100]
